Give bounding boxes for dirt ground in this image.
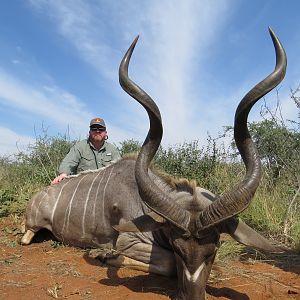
[0,216,300,300]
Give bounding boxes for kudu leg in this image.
[107,238,176,276]
[106,252,175,277]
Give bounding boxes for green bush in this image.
[0,133,75,217]
[118,139,141,156]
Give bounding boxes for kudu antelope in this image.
[22,28,286,299]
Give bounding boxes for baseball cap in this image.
[90,117,106,128]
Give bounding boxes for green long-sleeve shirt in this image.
[58,139,121,175]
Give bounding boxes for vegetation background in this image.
[0,88,299,256]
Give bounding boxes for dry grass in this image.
[47,283,62,299]
[47,260,81,277]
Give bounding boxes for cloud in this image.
[29,0,119,80]
[137,1,231,144]
[0,127,35,156]
[135,1,232,145]
[0,66,145,152]
[0,69,93,137]
[27,1,234,145]
[24,0,298,151]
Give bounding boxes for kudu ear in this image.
[220,217,286,253]
[113,212,166,233]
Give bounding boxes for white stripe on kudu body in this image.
[62,175,88,234]
[101,166,115,222]
[51,180,72,224]
[34,191,48,226]
[81,171,102,236]
[92,169,106,229]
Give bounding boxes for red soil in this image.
[0,216,299,300]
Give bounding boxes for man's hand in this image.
[51,173,67,185]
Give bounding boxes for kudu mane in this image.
[116,154,197,195]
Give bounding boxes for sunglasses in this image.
[90,127,106,132]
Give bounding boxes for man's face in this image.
[89,126,107,143]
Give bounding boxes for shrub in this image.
[0,133,75,217]
[0,90,299,248]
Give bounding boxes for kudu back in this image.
[22,28,287,300]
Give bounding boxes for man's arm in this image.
[58,145,82,175]
[51,143,81,184]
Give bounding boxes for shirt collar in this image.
[88,139,106,151]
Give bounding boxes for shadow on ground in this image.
[83,252,252,300]
[239,246,300,276]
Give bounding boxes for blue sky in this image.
[0,0,299,156]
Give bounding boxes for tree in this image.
[249,119,300,183]
[223,86,300,243]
